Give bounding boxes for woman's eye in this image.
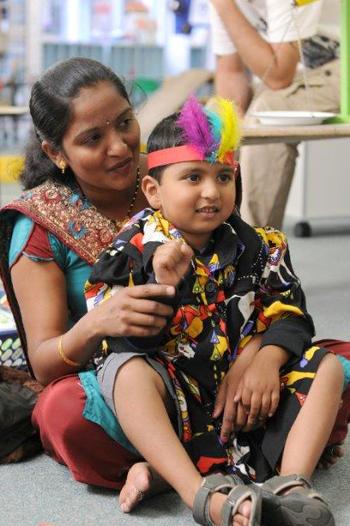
[83,133,101,145]
[119,118,133,129]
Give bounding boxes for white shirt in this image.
[210,0,339,56]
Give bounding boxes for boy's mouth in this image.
[196,206,219,213]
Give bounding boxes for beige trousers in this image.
[239,59,340,229]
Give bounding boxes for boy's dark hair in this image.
[146,112,186,182]
[22,57,130,190]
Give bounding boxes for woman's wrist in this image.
[82,308,104,341]
[68,311,106,363]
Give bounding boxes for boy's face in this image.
[142,161,236,250]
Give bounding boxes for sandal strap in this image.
[221,486,261,526]
[224,473,245,486]
[262,474,312,495]
[193,473,237,526]
[289,486,328,505]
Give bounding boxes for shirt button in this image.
[205,281,217,294]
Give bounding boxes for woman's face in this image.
[61,81,140,195]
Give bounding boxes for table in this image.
[241,123,350,236]
[241,123,350,145]
[0,105,29,144]
[0,105,28,116]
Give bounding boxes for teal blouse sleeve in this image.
[9,214,91,323]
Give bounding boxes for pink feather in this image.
[177,96,216,158]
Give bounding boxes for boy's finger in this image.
[268,389,280,417]
[240,386,253,412]
[259,392,271,419]
[247,392,261,423]
[233,384,242,403]
[234,402,247,430]
[220,402,237,442]
[180,242,194,258]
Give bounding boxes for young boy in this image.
[85,97,341,526]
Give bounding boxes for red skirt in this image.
[32,374,139,490]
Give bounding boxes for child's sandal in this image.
[261,474,335,526]
[192,472,262,526]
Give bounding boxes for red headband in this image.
[147,144,235,170]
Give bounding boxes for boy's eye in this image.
[186,173,200,182]
[217,172,233,183]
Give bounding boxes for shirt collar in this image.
[144,209,245,271]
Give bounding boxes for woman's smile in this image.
[107,158,133,176]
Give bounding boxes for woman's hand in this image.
[153,240,193,287]
[12,253,177,384]
[90,283,176,339]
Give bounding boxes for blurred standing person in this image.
[209,0,340,228]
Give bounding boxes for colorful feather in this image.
[177,95,217,158]
[205,108,222,162]
[176,95,241,164]
[209,97,241,162]
[211,97,241,162]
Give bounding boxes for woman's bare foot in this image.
[209,491,252,526]
[119,461,170,513]
[317,443,344,469]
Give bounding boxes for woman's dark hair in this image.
[21,57,130,190]
[146,111,242,210]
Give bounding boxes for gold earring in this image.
[58,160,66,174]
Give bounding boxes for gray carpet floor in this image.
[1,226,350,526]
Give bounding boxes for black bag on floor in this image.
[0,365,43,463]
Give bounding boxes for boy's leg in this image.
[114,357,252,526]
[315,339,350,468]
[280,353,343,478]
[317,339,350,445]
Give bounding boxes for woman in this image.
[0,57,174,509]
[0,57,348,517]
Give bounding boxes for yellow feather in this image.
[208,97,241,162]
[293,0,320,5]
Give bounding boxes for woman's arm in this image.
[11,255,174,385]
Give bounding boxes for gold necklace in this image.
[114,167,141,230]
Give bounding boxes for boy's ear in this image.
[142,175,162,209]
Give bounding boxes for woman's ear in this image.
[142,175,162,209]
[41,140,66,170]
